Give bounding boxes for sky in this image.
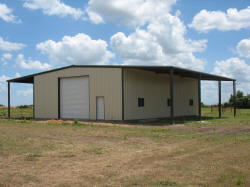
[0,0,250,106]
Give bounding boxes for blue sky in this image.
[0,0,250,106]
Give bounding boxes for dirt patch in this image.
[218,128,250,136]
[169,124,250,136]
[36,120,67,124]
[35,119,156,129]
[167,124,216,133]
[170,124,250,136]
[23,120,250,137]
[73,135,122,142]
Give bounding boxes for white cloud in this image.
[237,38,250,59]
[1,53,12,66]
[2,53,12,60]
[0,37,26,51]
[17,88,33,97]
[111,14,207,70]
[87,0,176,26]
[111,30,162,62]
[213,57,250,96]
[86,8,104,24]
[16,54,52,70]
[148,14,207,54]
[0,3,21,23]
[214,58,250,83]
[37,33,114,65]
[15,72,21,78]
[85,0,207,70]
[23,0,84,20]
[189,7,250,32]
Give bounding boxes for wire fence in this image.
[0,107,33,119]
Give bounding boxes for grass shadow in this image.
[125,116,220,126]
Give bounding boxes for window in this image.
[189,99,194,106]
[138,98,144,107]
[167,99,171,106]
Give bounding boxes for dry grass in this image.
[0,109,249,186]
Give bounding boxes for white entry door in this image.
[60,76,89,119]
[96,96,104,120]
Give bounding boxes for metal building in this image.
[7,65,236,123]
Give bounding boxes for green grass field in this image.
[0,105,244,122]
[0,107,249,186]
[0,107,33,119]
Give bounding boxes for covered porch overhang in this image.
[123,66,236,124]
[7,75,34,119]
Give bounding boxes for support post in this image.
[33,83,35,119]
[218,80,222,118]
[170,68,174,124]
[198,74,201,121]
[58,78,60,119]
[233,80,236,118]
[8,81,10,119]
[122,68,124,120]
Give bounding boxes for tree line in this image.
[224,90,250,108]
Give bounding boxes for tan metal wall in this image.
[34,67,122,120]
[124,68,198,120]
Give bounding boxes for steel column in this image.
[198,74,201,120]
[170,68,174,124]
[122,68,124,120]
[8,81,10,119]
[33,83,35,119]
[233,80,236,118]
[58,78,60,119]
[218,80,222,118]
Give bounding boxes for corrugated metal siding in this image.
[124,68,198,120]
[60,76,90,119]
[34,67,122,120]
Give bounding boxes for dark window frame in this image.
[138,98,144,107]
[189,99,194,106]
[167,98,171,107]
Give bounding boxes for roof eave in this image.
[6,65,236,83]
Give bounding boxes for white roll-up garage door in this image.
[60,76,89,119]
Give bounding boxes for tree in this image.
[229,94,234,103]
[247,94,250,99]
[228,90,250,108]
[201,102,206,107]
[242,97,249,106]
[237,90,244,98]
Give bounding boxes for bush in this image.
[17,105,32,109]
[201,102,210,108]
[74,119,79,125]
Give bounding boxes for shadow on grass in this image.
[125,116,222,126]
[3,113,233,127]
[6,116,33,120]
